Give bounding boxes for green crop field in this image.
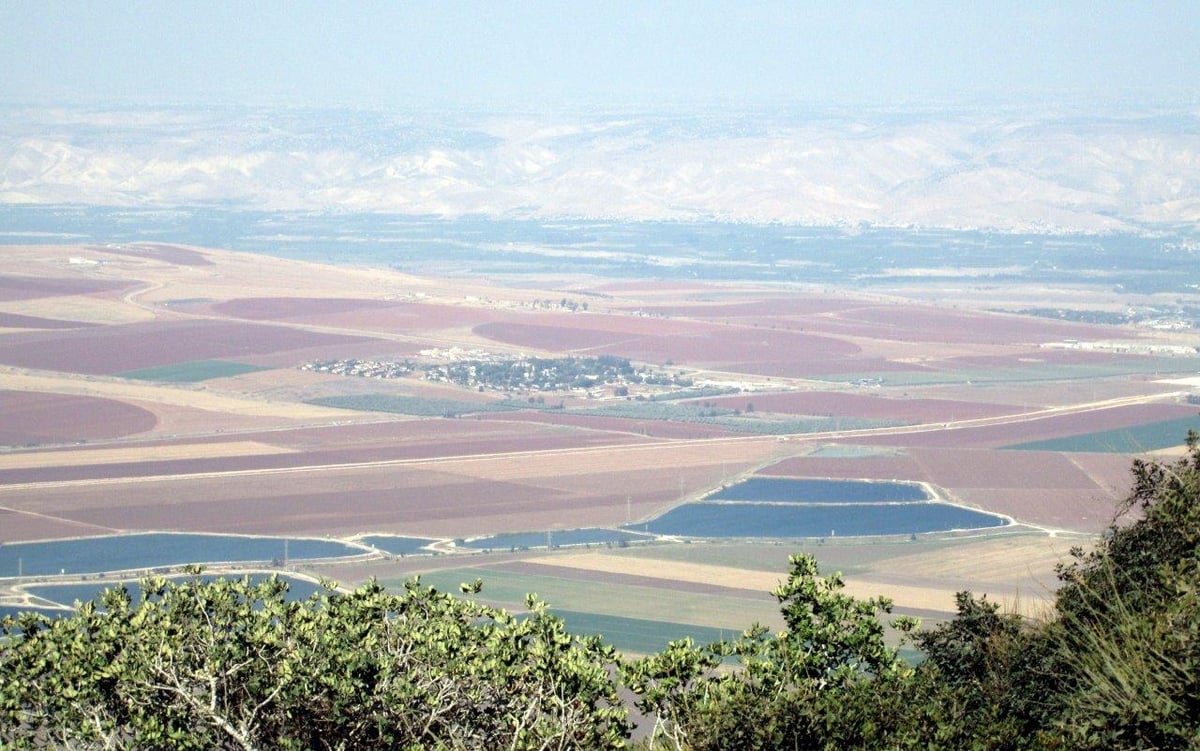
[819,357,1200,387]
[573,401,896,434]
[118,360,270,382]
[1004,415,1200,453]
[307,393,528,416]
[549,609,733,655]
[598,541,801,574]
[598,534,1039,580]
[393,566,780,631]
[806,444,907,458]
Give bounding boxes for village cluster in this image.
[303,352,694,395]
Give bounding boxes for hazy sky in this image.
[3,1,1198,110]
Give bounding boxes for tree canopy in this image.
[1,575,628,750]
[4,433,1199,749]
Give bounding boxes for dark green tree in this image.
[1044,431,1200,749]
[622,553,916,750]
[1,573,629,750]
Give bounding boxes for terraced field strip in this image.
[549,610,733,655]
[607,537,1066,617]
[407,566,781,631]
[0,295,157,325]
[426,439,778,483]
[534,551,1045,615]
[117,360,271,383]
[1,369,351,419]
[0,441,297,470]
[1003,414,1200,453]
[855,533,1080,583]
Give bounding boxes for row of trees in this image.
[3,435,1199,749]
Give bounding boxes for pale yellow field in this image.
[540,546,1057,616]
[0,369,354,421]
[871,533,1081,582]
[0,295,156,325]
[430,439,782,483]
[0,441,296,470]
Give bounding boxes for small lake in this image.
[462,528,651,551]
[0,533,369,578]
[633,476,1007,539]
[708,477,929,503]
[633,501,1007,539]
[2,574,331,624]
[358,535,439,556]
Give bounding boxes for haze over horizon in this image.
[2,4,1199,234]
[2,2,1198,111]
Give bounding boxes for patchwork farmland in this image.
[1,241,1197,652]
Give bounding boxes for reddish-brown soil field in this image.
[760,454,930,481]
[940,350,1164,368]
[213,298,502,333]
[0,427,648,486]
[919,379,1182,409]
[1063,453,1141,496]
[0,391,158,446]
[908,448,1100,490]
[913,448,1132,531]
[97,413,606,454]
[729,357,933,378]
[0,274,133,301]
[0,320,376,374]
[211,297,402,320]
[240,340,424,369]
[112,399,306,439]
[493,560,777,600]
[0,312,98,329]
[90,244,213,266]
[0,460,727,540]
[498,310,746,338]
[475,411,740,439]
[57,478,576,537]
[593,280,721,294]
[315,303,504,333]
[0,508,119,543]
[953,486,1121,532]
[704,392,1022,422]
[627,297,872,319]
[802,304,1119,344]
[756,445,1142,532]
[859,403,1199,449]
[475,320,863,374]
[475,320,639,351]
[247,417,544,450]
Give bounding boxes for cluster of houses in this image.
[300,358,416,379]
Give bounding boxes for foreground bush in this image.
[624,432,1200,750]
[4,433,1198,749]
[1,576,629,750]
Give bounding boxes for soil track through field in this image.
[0,391,1185,496]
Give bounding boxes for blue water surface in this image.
[0,533,367,578]
[2,574,332,625]
[358,536,438,555]
[709,478,929,503]
[463,528,650,551]
[634,501,1006,538]
[26,574,329,610]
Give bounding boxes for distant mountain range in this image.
[2,106,1197,233]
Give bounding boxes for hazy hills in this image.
[2,106,1197,233]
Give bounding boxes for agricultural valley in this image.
[3,232,1198,651]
